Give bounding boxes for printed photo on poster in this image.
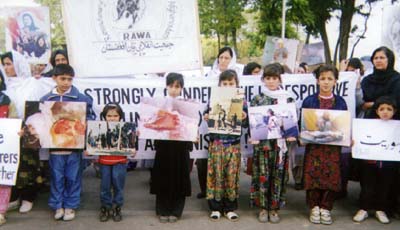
[352,119,400,161]
[382,5,400,71]
[300,108,351,147]
[249,103,298,140]
[300,42,325,66]
[139,97,200,141]
[4,7,51,63]
[86,121,136,156]
[208,87,244,136]
[23,101,87,149]
[262,36,300,72]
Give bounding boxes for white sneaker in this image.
[63,208,75,221]
[320,208,333,225]
[353,209,368,222]
[375,211,390,224]
[309,206,320,224]
[0,214,6,225]
[19,200,33,213]
[54,208,64,220]
[7,200,20,211]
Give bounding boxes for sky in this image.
[0,0,396,59]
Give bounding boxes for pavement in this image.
[2,165,400,230]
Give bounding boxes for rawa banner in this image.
[61,0,202,77]
[4,72,357,158]
[0,119,22,186]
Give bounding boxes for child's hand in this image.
[18,128,25,137]
[298,139,306,146]
[83,150,90,156]
[203,113,209,122]
[351,140,355,147]
[129,149,137,158]
[286,137,296,142]
[242,111,247,120]
[250,140,260,145]
[136,130,140,137]
[194,137,199,144]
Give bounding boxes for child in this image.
[40,64,96,221]
[301,64,347,225]
[249,63,297,223]
[353,96,397,224]
[98,103,135,222]
[205,69,248,221]
[150,73,192,223]
[0,69,18,226]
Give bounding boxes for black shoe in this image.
[99,207,110,222]
[112,206,122,222]
[197,192,206,199]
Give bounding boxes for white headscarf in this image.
[207,47,241,78]
[11,51,32,79]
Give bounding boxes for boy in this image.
[40,64,96,221]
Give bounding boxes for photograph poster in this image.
[86,121,136,156]
[300,108,351,147]
[139,97,200,141]
[23,101,87,149]
[249,103,298,140]
[207,87,245,136]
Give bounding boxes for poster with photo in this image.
[139,97,201,141]
[262,36,300,72]
[208,87,244,136]
[0,118,22,186]
[62,0,202,77]
[352,119,400,161]
[300,108,351,147]
[23,101,87,149]
[249,103,298,140]
[86,121,136,156]
[4,7,51,63]
[300,42,325,66]
[382,5,400,71]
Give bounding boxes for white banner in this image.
[61,0,202,77]
[352,119,400,161]
[0,118,22,186]
[4,72,357,158]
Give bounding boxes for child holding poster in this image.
[249,63,297,223]
[353,96,397,224]
[204,70,248,221]
[0,70,18,225]
[97,103,136,222]
[150,73,193,223]
[301,65,347,225]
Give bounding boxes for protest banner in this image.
[352,118,400,161]
[4,72,357,158]
[4,7,51,64]
[0,118,22,186]
[61,0,202,77]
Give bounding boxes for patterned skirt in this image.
[206,140,241,201]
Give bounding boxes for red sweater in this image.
[98,155,127,165]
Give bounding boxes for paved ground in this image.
[2,165,400,230]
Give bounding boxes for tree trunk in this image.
[338,0,355,62]
[319,22,332,64]
[305,32,311,44]
[217,33,221,51]
[231,28,238,57]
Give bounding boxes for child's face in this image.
[53,74,73,95]
[106,109,121,122]
[317,71,336,94]
[263,75,280,91]
[220,78,237,88]
[376,103,395,120]
[167,81,182,98]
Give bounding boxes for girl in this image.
[98,103,135,222]
[205,69,248,221]
[150,73,192,223]
[249,63,296,223]
[301,64,347,225]
[353,96,397,224]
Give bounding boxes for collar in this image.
[52,87,72,96]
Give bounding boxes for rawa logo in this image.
[115,0,146,29]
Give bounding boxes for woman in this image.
[206,46,241,78]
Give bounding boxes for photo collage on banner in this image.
[262,36,300,72]
[4,7,51,64]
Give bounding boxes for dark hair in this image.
[36,35,47,48]
[313,64,339,80]
[166,72,184,87]
[50,49,69,67]
[299,62,308,71]
[262,63,283,81]
[243,62,261,75]
[53,64,75,77]
[0,69,6,91]
[100,103,125,121]
[218,69,239,86]
[217,47,233,60]
[372,96,397,119]
[22,13,38,31]
[347,58,364,75]
[1,52,13,65]
[371,46,395,70]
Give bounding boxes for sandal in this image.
[225,211,239,222]
[210,211,221,221]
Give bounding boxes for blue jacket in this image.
[40,85,96,121]
[301,93,347,111]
